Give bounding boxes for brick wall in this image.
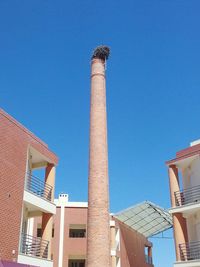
[0,109,58,261]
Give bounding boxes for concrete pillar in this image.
[40,164,55,259]
[168,165,188,260]
[173,213,188,261]
[45,163,55,201]
[169,165,188,261]
[41,213,53,259]
[111,225,116,267]
[168,165,180,207]
[111,256,116,267]
[87,46,111,267]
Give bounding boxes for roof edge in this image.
[0,108,58,164]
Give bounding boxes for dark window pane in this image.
[37,228,42,237]
[68,260,85,267]
[69,229,86,238]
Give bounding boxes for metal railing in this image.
[174,185,200,206]
[179,241,200,261]
[20,233,49,259]
[26,173,52,201]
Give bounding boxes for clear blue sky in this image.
[1,1,200,266]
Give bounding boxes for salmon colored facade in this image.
[0,109,58,267]
[116,219,153,267]
[167,140,200,267]
[0,108,154,267]
[33,194,154,267]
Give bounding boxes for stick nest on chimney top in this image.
[92,46,110,61]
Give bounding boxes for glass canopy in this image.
[114,201,173,237]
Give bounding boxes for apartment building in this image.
[33,194,172,267]
[33,194,87,267]
[0,109,58,267]
[167,140,200,267]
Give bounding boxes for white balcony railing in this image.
[20,233,49,259]
[175,185,200,207]
[26,173,52,202]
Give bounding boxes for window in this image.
[37,228,42,237]
[69,224,86,238]
[69,229,86,238]
[68,260,85,267]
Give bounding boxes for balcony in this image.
[23,173,56,214]
[20,233,49,259]
[26,173,52,202]
[18,233,53,267]
[179,241,200,261]
[175,185,200,208]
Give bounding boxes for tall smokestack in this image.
[87,46,111,267]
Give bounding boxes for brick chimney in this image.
[87,46,111,267]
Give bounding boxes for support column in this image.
[168,165,188,261]
[168,165,180,207]
[173,213,188,261]
[41,163,55,259]
[87,46,111,267]
[45,163,56,201]
[110,222,116,267]
[41,213,53,259]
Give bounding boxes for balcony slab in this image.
[18,254,53,267]
[169,202,200,215]
[174,260,200,267]
[23,190,56,214]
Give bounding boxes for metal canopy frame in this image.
[114,201,173,238]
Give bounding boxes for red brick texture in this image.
[87,58,111,267]
[0,109,58,261]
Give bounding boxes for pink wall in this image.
[33,206,87,266]
[116,219,153,267]
[52,207,61,267]
[33,207,154,267]
[62,207,87,265]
